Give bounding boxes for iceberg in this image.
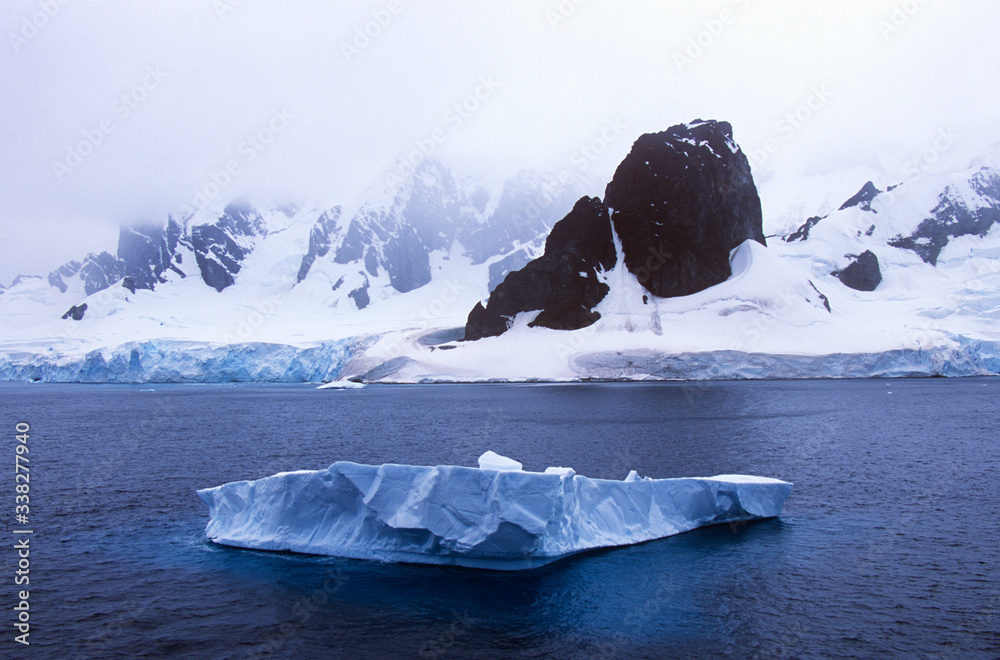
[197,452,793,570]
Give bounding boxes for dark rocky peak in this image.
[297,207,343,283]
[348,275,371,310]
[785,215,825,243]
[889,168,1000,265]
[604,119,764,298]
[79,252,124,296]
[61,303,87,320]
[47,260,82,293]
[839,181,882,212]
[328,160,585,295]
[465,120,765,341]
[786,181,884,244]
[333,159,464,294]
[216,201,266,241]
[189,203,266,292]
[835,250,882,291]
[465,197,615,340]
[117,218,186,292]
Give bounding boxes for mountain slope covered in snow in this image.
[2,124,999,383]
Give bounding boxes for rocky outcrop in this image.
[835,250,882,291]
[604,120,765,298]
[839,181,882,212]
[45,204,267,299]
[889,169,1000,265]
[190,203,266,292]
[61,303,87,320]
[47,261,82,293]
[334,160,463,294]
[117,217,185,292]
[488,248,533,292]
[79,252,124,296]
[465,120,765,339]
[785,216,824,243]
[333,160,586,295]
[296,208,341,283]
[786,182,883,243]
[465,197,616,340]
[348,280,371,310]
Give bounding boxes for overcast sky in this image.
[2,0,999,284]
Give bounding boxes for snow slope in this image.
[342,150,1000,383]
[2,144,999,383]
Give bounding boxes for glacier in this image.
[197,452,793,570]
[0,338,367,383]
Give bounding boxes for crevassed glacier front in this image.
[197,455,792,570]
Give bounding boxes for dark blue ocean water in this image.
[1,379,998,659]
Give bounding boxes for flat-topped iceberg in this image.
[198,452,792,570]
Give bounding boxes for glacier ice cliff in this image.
[197,453,793,570]
[0,338,367,383]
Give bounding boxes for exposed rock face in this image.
[889,168,1000,265]
[190,203,266,292]
[786,182,884,243]
[61,303,87,320]
[117,217,185,292]
[488,248,533,292]
[296,208,341,283]
[333,160,587,295]
[36,161,582,310]
[79,252,123,296]
[47,204,268,299]
[604,120,765,298]
[839,181,882,211]
[465,197,616,340]
[785,216,824,243]
[835,250,882,291]
[48,261,82,293]
[334,160,464,294]
[465,120,765,340]
[348,283,370,310]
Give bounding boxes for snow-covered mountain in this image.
[0,158,592,380]
[342,127,1000,383]
[2,124,999,383]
